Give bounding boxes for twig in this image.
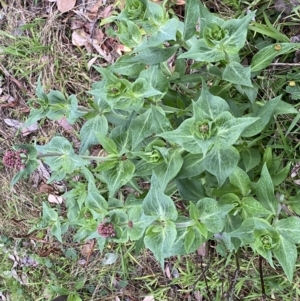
[259,256,276,300]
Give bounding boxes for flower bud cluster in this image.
[97,222,116,238]
[2,149,27,170]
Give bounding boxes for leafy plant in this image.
[5,0,300,288]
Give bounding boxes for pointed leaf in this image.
[253,164,278,215]
[273,236,297,283]
[79,115,108,154]
[202,146,240,187]
[144,220,177,267]
[102,159,135,198]
[143,173,178,220]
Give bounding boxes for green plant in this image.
[5,0,300,290]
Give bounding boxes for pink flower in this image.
[2,149,27,170]
[97,222,116,238]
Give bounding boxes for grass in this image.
[1,0,300,300]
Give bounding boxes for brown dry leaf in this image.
[72,29,89,47]
[48,194,64,204]
[81,240,95,257]
[39,183,55,194]
[90,0,102,13]
[57,117,74,133]
[116,44,131,56]
[70,20,85,30]
[87,0,103,20]
[99,4,113,18]
[57,0,76,13]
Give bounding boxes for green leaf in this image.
[131,45,179,65]
[179,39,226,62]
[184,227,196,253]
[144,221,177,267]
[202,146,240,187]
[79,115,108,154]
[65,95,85,124]
[127,206,156,241]
[51,221,63,243]
[229,166,251,196]
[176,153,205,179]
[24,107,49,126]
[273,236,297,283]
[10,169,28,188]
[183,0,200,40]
[221,12,255,53]
[241,147,261,172]
[96,133,118,154]
[102,159,135,198]
[42,202,58,222]
[143,173,178,220]
[251,43,300,72]
[36,137,87,182]
[195,83,230,120]
[241,96,281,137]
[139,65,169,98]
[253,164,278,215]
[154,148,183,191]
[222,62,252,87]
[272,162,291,186]
[167,226,206,256]
[274,217,300,244]
[176,178,206,202]
[86,182,108,214]
[241,197,273,218]
[189,202,200,220]
[130,106,172,148]
[110,54,146,76]
[216,112,259,147]
[229,217,274,244]
[147,18,179,47]
[197,198,234,233]
[117,19,142,48]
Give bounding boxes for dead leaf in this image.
[70,20,85,30]
[99,4,113,18]
[143,296,155,301]
[72,29,89,47]
[48,194,64,204]
[72,29,113,62]
[194,291,203,301]
[87,57,98,70]
[57,117,74,133]
[57,0,76,13]
[87,0,103,20]
[81,240,94,257]
[90,0,102,13]
[0,94,15,103]
[165,264,172,279]
[39,183,55,194]
[4,118,38,136]
[197,242,208,257]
